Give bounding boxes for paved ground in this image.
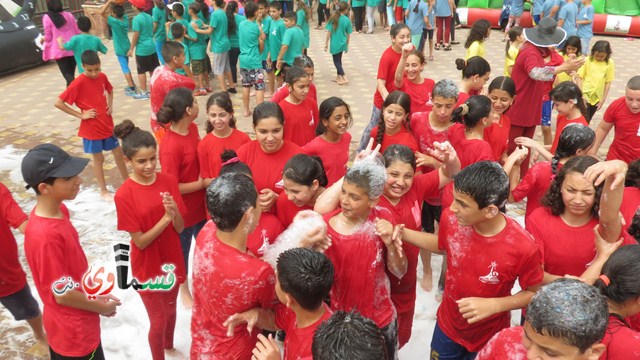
[0,17,638,358]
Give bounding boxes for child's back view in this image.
[59,15,107,74]
[99,0,137,96]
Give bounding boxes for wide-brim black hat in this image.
[523,17,567,47]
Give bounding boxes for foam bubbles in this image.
[262,210,327,268]
[347,157,387,198]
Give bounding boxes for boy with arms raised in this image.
[275,11,305,72]
[21,144,121,360]
[398,161,544,359]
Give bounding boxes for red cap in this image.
[128,0,146,9]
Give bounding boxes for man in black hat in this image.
[21,143,121,360]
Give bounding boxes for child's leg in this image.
[242,86,251,116]
[0,284,46,342]
[366,6,375,33]
[139,292,170,360]
[397,309,414,349]
[91,152,110,197]
[255,69,266,104]
[428,30,434,57]
[442,16,452,45]
[224,55,235,89]
[585,102,598,124]
[178,220,206,308]
[387,5,396,27]
[27,314,46,342]
[229,48,240,86]
[540,99,553,145]
[155,40,166,65]
[139,72,148,92]
[111,145,129,182]
[420,202,440,291]
[56,56,76,87]
[267,71,275,94]
[162,287,179,351]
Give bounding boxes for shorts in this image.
[541,99,552,127]
[423,28,434,40]
[377,0,386,13]
[213,52,231,75]
[136,53,160,74]
[50,343,105,360]
[191,58,206,75]
[240,68,266,90]
[83,136,120,154]
[431,320,477,360]
[394,6,404,23]
[116,55,131,74]
[0,284,41,321]
[421,202,442,233]
[262,60,274,73]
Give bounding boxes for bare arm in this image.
[178,180,205,195]
[457,286,539,324]
[55,290,120,315]
[128,31,140,56]
[598,82,612,111]
[55,98,97,120]
[314,178,342,215]
[99,0,112,18]
[585,160,627,243]
[324,31,330,52]
[130,193,185,250]
[399,226,442,254]
[394,51,406,89]
[587,120,614,157]
[377,79,389,100]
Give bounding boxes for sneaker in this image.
[227,87,237,94]
[133,91,150,100]
[124,87,137,97]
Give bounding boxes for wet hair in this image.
[205,92,236,133]
[252,101,285,127]
[327,1,348,31]
[276,248,334,311]
[283,10,297,21]
[590,40,612,63]
[432,79,459,100]
[77,15,92,32]
[219,149,252,177]
[196,0,209,21]
[81,50,100,66]
[451,95,492,130]
[344,160,387,199]
[455,56,491,80]
[390,23,409,39]
[526,279,608,354]
[312,311,387,360]
[454,161,509,209]
[561,35,582,57]
[595,245,640,306]
[549,81,587,116]
[542,155,601,217]
[225,1,237,35]
[551,124,595,174]
[627,76,640,91]
[170,23,185,40]
[316,97,352,136]
[171,2,185,16]
[505,26,523,59]
[464,19,491,49]
[283,154,328,187]
[46,0,67,28]
[285,66,309,85]
[488,76,516,98]
[629,212,640,243]
[377,90,412,146]
[625,160,640,188]
[293,54,314,69]
[112,4,125,18]
[244,1,258,18]
[383,144,416,172]
[207,173,257,231]
[114,119,157,158]
[156,87,195,124]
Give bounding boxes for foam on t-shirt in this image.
[262,210,327,268]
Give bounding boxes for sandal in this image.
[434,43,441,50]
[444,44,452,51]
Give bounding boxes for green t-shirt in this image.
[260,16,271,61]
[176,40,190,75]
[107,15,130,56]
[296,9,309,48]
[281,26,304,65]
[187,18,207,60]
[197,11,211,41]
[267,18,285,61]
[238,19,262,69]
[325,14,352,54]
[210,9,231,53]
[132,12,156,56]
[63,33,108,73]
[229,14,246,49]
[182,0,195,9]
[152,6,167,42]
[319,0,327,5]
[367,0,381,6]
[352,0,365,7]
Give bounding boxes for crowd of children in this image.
[2,0,640,359]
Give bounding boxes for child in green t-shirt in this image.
[238,1,266,117]
[187,3,211,96]
[99,0,137,96]
[267,1,285,94]
[296,0,311,53]
[170,23,194,78]
[129,1,160,100]
[324,1,352,85]
[152,0,167,65]
[276,11,304,71]
[58,16,107,74]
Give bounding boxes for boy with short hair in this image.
[238,1,266,117]
[128,0,160,100]
[54,50,129,201]
[476,279,608,359]
[400,161,544,359]
[21,143,121,360]
[558,0,578,38]
[99,0,137,96]
[267,1,285,93]
[576,0,594,52]
[170,23,194,78]
[58,15,108,74]
[257,0,273,93]
[190,173,276,359]
[276,11,305,72]
[186,3,210,96]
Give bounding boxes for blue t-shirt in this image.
[532,0,544,16]
[576,4,594,39]
[511,0,524,16]
[558,1,578,37]
[406,0,428,35]
[434,0,451,17]
[542,0,566,21]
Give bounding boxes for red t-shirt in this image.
[271,82,318,104]
[411,111,450,179]
[621,187,639,233]
[160,122,206,227]
[324,207,396,328]
[455,90,479,107]
[59,72,114,140]
[114,173,187,284]
[24,204,101,357]
[302,132,351,186]
[0,183,28,297]
[279,97,320,147]
[483,114,511,162]
[275,303,333,360]
[603,96,640,163]
[237,140,303,193]
[399,77,435,114]
[373,46,403,109]
[197,129,251,179]
[511,161,559,226]
[437,210,543,352]
[246,212,284,258]
[370,126,419,154]
[191,221,277,359]
[149,65,197,123]
[600,315,640,360]
[274,191,314,228]
[550,114,588,153]
[476,326,527,360]
[378,172,440,314]
[526,207,636,277]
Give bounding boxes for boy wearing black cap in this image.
[21,143,121,360]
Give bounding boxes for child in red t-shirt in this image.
[271,54,318,104]
[549,81,589,153]
[484,76,515,163]
[278,66,319,147]
[21,143,121,359]
[303,97,352,186]
[0,182,45,343]
[370,90,419,154]
[113,120,187,360]
[156,87,207,308]
[190,173,276,359]
[394,46,435,114]
[400,161,544,357]
[621,160,640,233]
[454,56,491,107]
[312,310,388,359]
[55,50,128,201]
[197,92,251,186]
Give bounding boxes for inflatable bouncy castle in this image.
[0,0,42,75]
[458,0,640,37]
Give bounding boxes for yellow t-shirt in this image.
[465,40,485,60]
[578,57,615,105]
[504,45,519,76]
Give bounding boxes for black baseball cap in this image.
[21,144,89,190]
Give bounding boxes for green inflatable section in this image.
[604,0,640,16]
[458,0,639,15]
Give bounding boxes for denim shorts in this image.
[0,284,41,321]
[240,68,266,90]
[83,135,120,154]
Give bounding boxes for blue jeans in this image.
[387,5,396,26]
[179,219,206,274]
[430,321,477,360]
[358,105,382,151]
[581,37,592,53]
